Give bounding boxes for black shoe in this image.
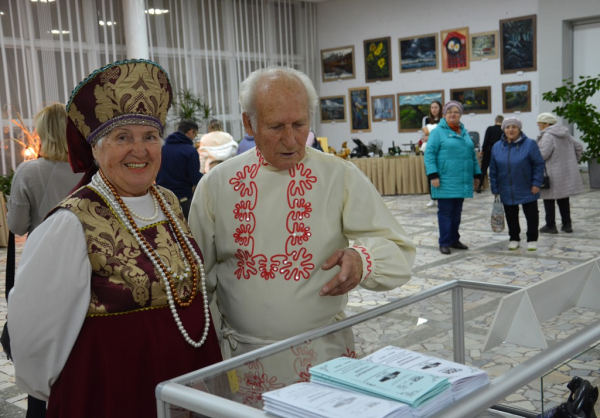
[440,246,451,255]
[561,224,573,233]
[451,241,468,250]
[540,225,558,234]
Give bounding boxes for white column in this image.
[122,0,149,59]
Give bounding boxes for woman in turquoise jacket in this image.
[425,101,481,255]
[489,117,545,251]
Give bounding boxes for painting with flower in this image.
[449,86,492,114]
[363,37,392,83]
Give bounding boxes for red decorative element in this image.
[234,224,253,246]
[287,163,317,200]
[289,198,312,220]
[286,223,311,246]
[280,247,314,281]
[236,360,285,407]
[341,348,357,358]
[352,245,373,280]
[229,166,258,197]
[256,255,281,280]
[233,201,254,221]
[234,249,257,280]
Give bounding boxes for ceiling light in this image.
[31,0,56,3]
[0,11,5,15]
[99,20,117,26]
[49,30,70,34]
[145,9,169,15]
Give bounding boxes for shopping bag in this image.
[491,195,505,233]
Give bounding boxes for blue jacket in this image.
[156,131,202,200]
[489,132,545,205]
[237,134,255,155]
[424,118,481,199]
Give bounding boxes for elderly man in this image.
[189,67,415,403]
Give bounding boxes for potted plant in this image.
[169,88,212,132]
[542,74,600,188]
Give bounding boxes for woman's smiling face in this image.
[92,125,162,196]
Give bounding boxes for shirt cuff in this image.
[351,245,373,281]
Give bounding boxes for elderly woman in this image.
[490,117,545,251]
[8,60,221,417]
[424,100,482,255]
[536,112,584,234]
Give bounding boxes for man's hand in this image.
[319,249,363,296]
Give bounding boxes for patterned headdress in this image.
[66,59,173,173]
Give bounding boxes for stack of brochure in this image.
[262,382,412,418]
[363,346,490,400]
[262,356,452,418]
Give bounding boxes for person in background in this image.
[423,100,443,207]
[8,59,221,418]
[198,118,238,173]
[424,100,481,255]
[477,115,504,193]
[490,117,545,251]
[156,119,202,219]
[237,133,255,155]
[188,67,415,405]
[306,130,324,152]
[536,112,584,234]
[6,102,83,418]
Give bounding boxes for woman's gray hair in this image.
[239,67,318,130]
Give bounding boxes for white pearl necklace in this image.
[91,173,210,348]
[126,193,160,222]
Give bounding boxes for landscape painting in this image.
[363,37,392,82]
[397,90,444,132]
[470,31,499,61]
[349,87,371,133]
[399,33,438,73]
[450,86,492,114]
[320,96,346,123]
[502,81,531,113]
[371,95,395,122]
[321,46,356,82]
[500,14,537,74]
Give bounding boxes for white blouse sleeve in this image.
[8,209,91,401]
[342,164,416,291]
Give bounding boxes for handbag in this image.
[491,195,505,233]
[541,169,551,189]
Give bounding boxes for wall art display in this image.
[321,46,356,82]
[349,87,371,133]
[397,90,444,132]
[470,31,499,61]
[363,37,392,83]
[500,14,537,74]
[371,95,396,122]
[319,96,346,123]
[398,33,439,73]
[502,81,531,113]
[440,27,470,72]
[449,86,492,114]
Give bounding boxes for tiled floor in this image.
[1,185,599,416]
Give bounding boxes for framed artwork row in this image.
[320,14,536,83]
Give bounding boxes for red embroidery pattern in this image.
[230,149,317,281]
[236,360,285,407]
[352,245,373,280]
[341,348,357,358]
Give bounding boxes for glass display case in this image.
[156,278,600,418]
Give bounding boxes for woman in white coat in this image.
[536,113,584,234]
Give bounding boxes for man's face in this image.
[243,78,310,170]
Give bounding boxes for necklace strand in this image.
[91,171,210,348]
[127,193,160,222]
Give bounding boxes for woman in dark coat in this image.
[490,117,545,251]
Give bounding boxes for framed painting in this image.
[397,90,444,132]
[502,81,531,113]
[470,31,499,61]
[363,37,392,83]
[398,33,439,73]
[348,87,371,133]
[500,14,537,74]
[371,95,396,122]
[449,86,492,114]
[440,27,470,72]
[320,96,346,123]
[321,46,356,82]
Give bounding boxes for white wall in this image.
[314,0,541,151]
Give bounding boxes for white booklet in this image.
[363,346,490,400]
[262,382,412,418]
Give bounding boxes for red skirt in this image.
[47,298,222,418]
